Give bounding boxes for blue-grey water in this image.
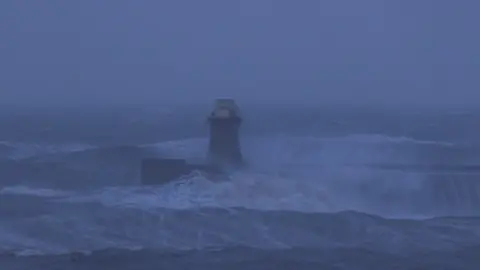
[1,104,480,270]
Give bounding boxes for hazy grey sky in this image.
[0,1,478,108]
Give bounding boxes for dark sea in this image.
[1,103,480,270]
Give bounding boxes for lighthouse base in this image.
[140,158,223,185]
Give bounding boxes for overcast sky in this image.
[0,1,478,108]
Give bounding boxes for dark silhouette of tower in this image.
[141,98,244,185]
[207,99,243,168]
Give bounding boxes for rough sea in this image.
[1,103,480,270]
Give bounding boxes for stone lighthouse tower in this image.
[207,98,244,168]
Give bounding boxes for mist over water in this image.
[0,0,479,109]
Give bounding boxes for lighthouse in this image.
[207,99,244,168]
[140,98,244,185]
